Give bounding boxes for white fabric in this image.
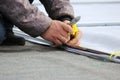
[80,26,120,53]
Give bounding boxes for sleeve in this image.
[39,0,74,20]
[0,0,52,37]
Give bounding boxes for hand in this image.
[63,20,82,47]
[66,29,82,47]
[41,20,73,46]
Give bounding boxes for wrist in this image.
[57,16,73,22]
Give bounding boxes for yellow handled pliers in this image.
[69,16,81,39]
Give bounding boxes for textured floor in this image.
[0,42,120,80]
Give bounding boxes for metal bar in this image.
[14,31,120,64]
[77,22,120,27]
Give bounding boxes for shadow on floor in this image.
[0,42,59,53]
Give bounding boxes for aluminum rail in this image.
[77,22,120,27]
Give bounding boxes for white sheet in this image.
[80,26,120,53]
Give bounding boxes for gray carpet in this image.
[0,42,120,80]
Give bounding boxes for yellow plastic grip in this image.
[71,24,78,38]
[110,51,120,60]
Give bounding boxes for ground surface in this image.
[0,42,120,80]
